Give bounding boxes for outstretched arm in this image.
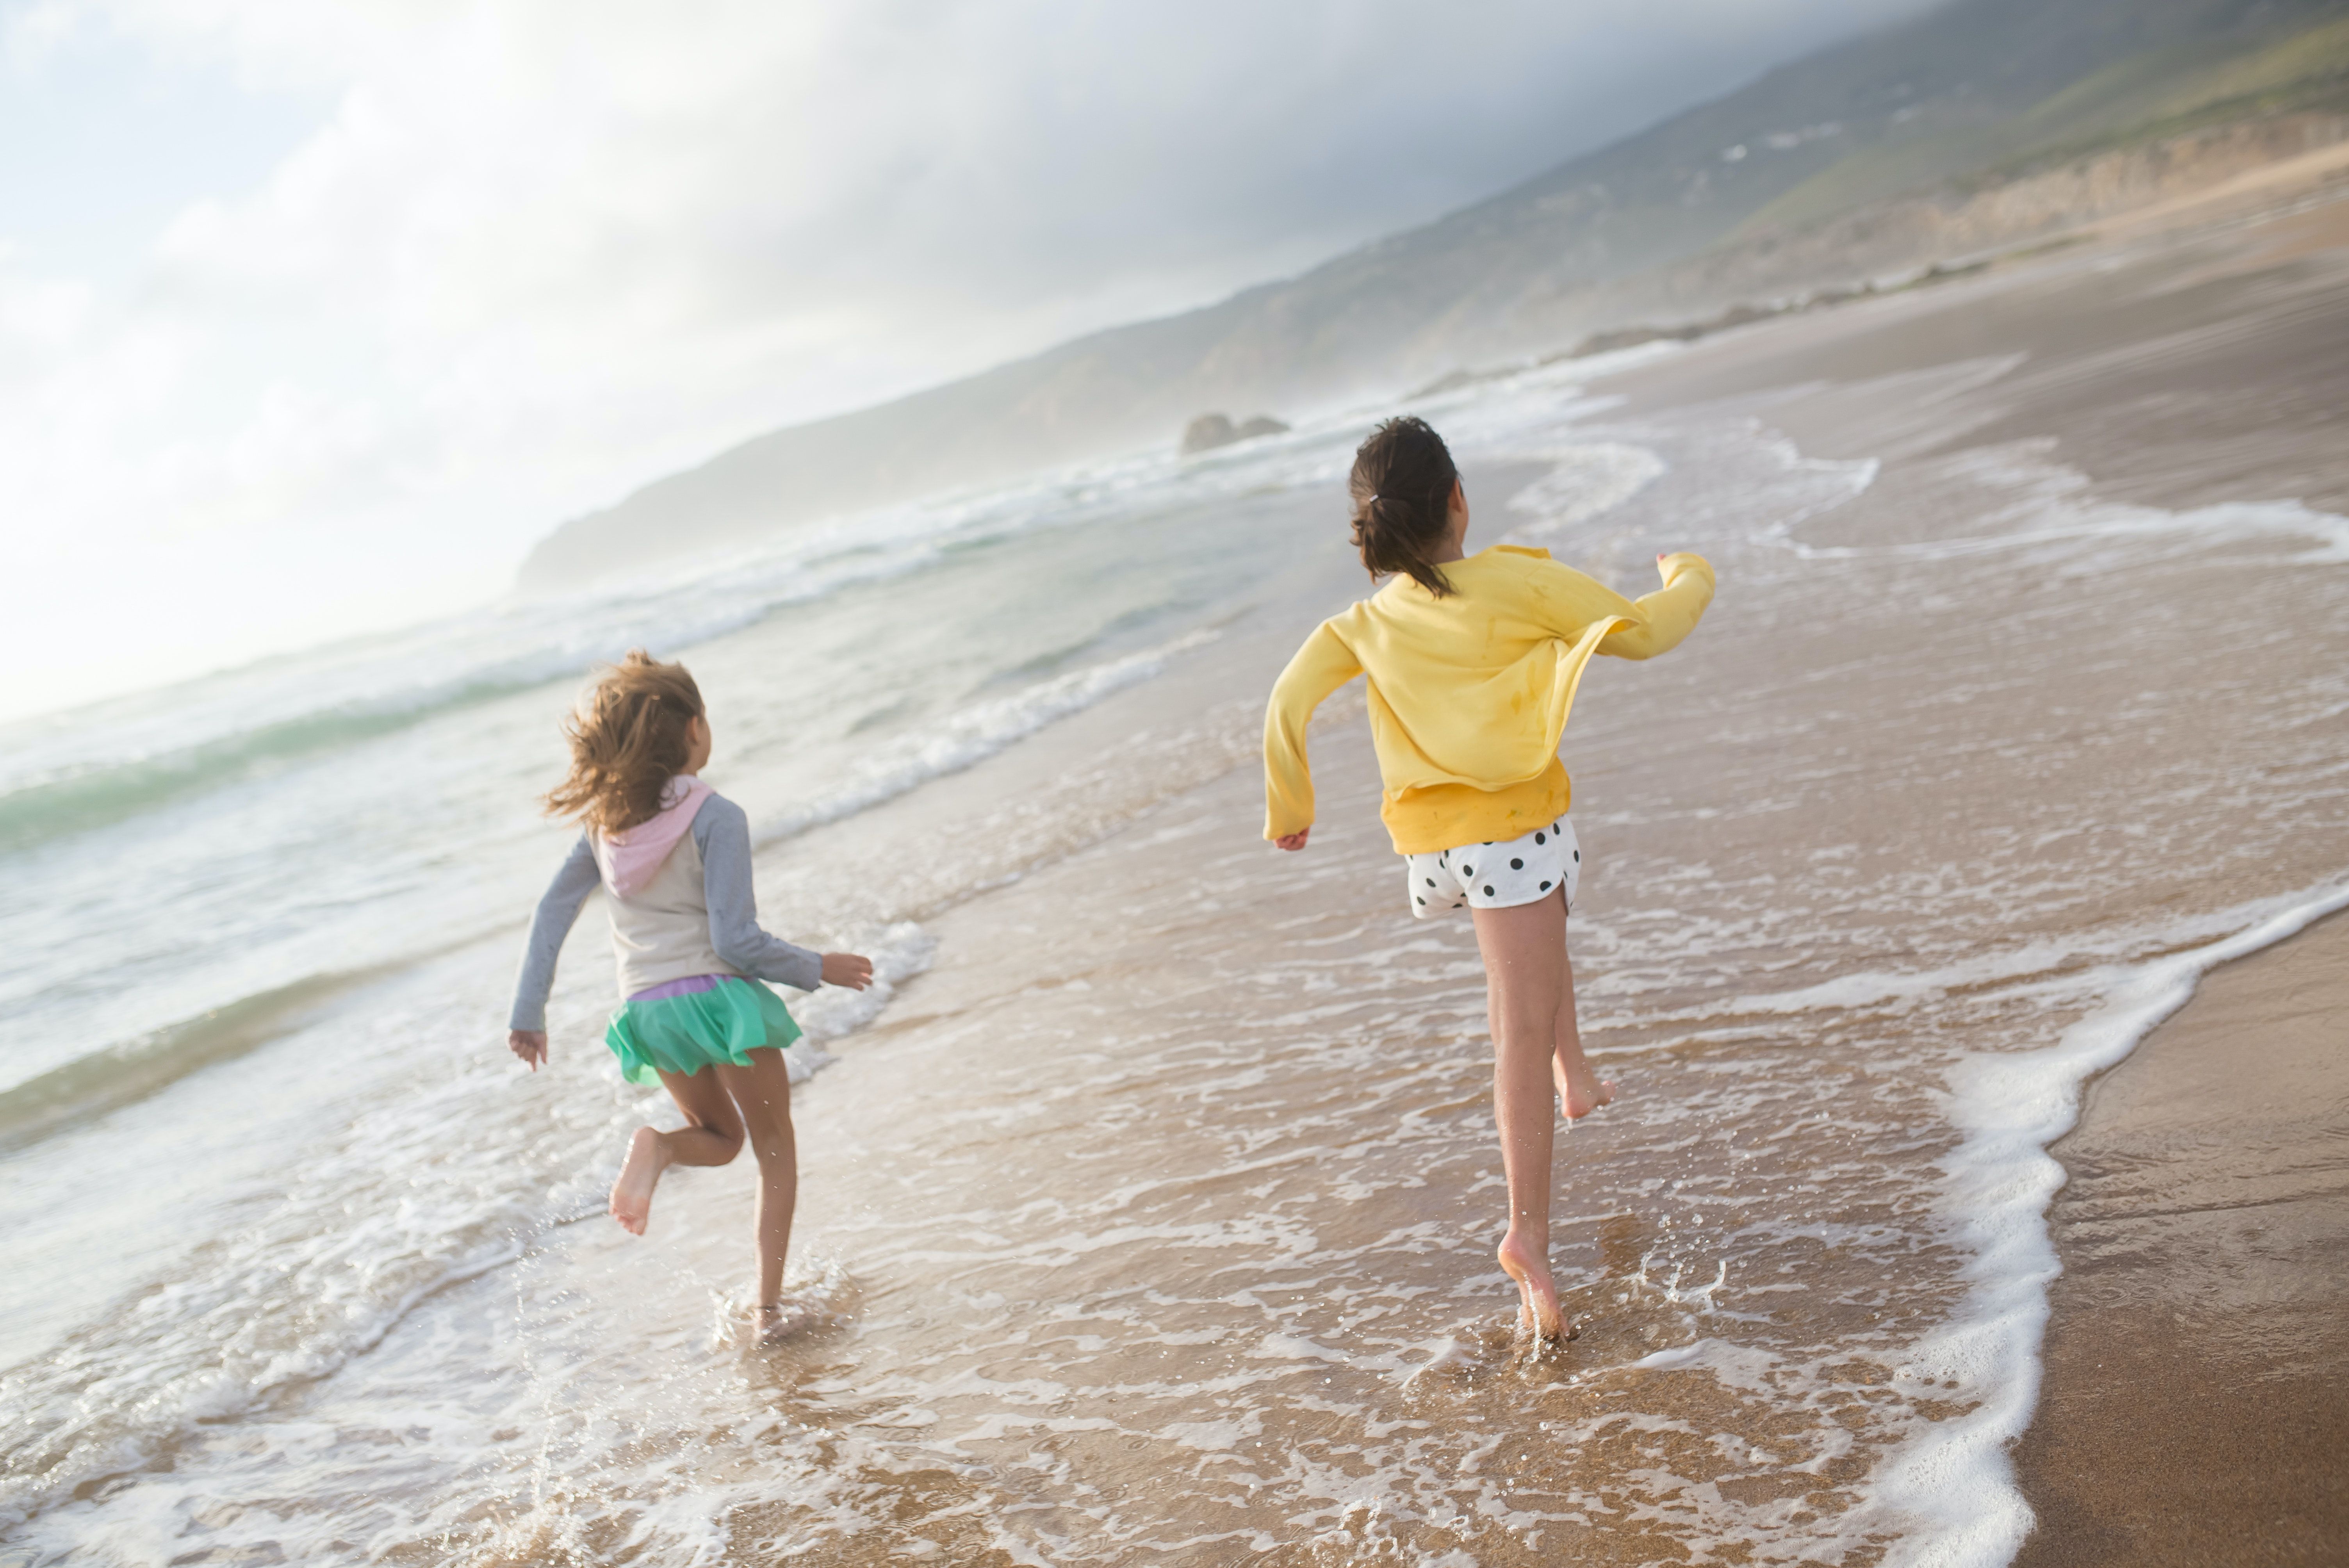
[508,834,599,1067]
[1595,552,1715,660]
[1518,551,1715,661]
[694,797,868,991]
[1263,621,1363,846]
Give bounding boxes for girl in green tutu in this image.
[507,650,872,1343]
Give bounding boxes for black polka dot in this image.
[1426,878,1436,887]
[1510,858,1523,870]
[1573,850,1580,861]
[1541,880,1552,891]
[1415,896,1425,905]
[1483,885,1495,896]
[1483,841,1492,846]
[1462,864,1473,876]
[1534,832,1545,845]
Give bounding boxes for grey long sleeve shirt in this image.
[506,794,823,1032]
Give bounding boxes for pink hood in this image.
[592,775,713,898]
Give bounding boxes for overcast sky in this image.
[3,0,1941,718]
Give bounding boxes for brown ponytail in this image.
[1347,415,1461,597]
[543,650,707,834]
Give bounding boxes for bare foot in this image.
[1497,1232,1573,1342]
[609,1126,668,1235]
[1553,1056,1616,1122]
[755,1300,814,1346]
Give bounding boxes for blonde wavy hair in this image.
[543,650,706,834]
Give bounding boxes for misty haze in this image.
[5,0,2348,1562]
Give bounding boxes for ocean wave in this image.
[0,624,1209,1523]
[0,790,965,1152]
[0,540,944,856]
[0,684,530,856]
[0,920,942,1534]
[754,627,1223,846]
[0,419,1306,860]
[0,607,1215,1161]
[1501,442,1669,540]
[0,968,385,1148]
[1867,877,2349,1564]
[1759,438,2349,564]
[789,921,938,1046]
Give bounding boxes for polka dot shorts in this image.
[1405,818,1580,919]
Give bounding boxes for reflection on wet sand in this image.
[5,192,2347,1566]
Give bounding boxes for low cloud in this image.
[2,0,1939,713]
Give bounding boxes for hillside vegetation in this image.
[520,0,2349,590]
[1740,12,2349,232]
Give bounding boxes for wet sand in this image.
[1601,178,2349,517]
[2012,910,2349,1567]
[11,152,2347,1566]
[1592,179,2349,1564]
[716,180,2349,1559]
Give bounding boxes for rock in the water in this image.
[1180,412,1289,456]
[1180,414,1237,454]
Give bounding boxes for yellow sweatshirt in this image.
[1263,546,1716,853]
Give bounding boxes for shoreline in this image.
[9,142,2348,1565]
[1579,179,2349,1564]
[2012,908,2349,1566]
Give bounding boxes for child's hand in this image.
[822,951,875,991]
[1274,828,1311,852]
[509,1029,549,1071]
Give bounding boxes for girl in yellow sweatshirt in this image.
[1263,415,1715,1342]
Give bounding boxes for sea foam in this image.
[1862,878,2349,1564]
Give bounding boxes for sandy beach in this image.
[729,179,2349,1560]
[16,0,2349,1558]
[5,145,2347,1567]
[2013,909,2349,1567]
[1593,177,2349,1563]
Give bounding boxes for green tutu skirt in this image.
[604,976,803,1086]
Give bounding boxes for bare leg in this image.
[1549,934,1616,1121]
[609,1067,745,1235]
[714,1048,800,1334]
[1471,891,1572,1340]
